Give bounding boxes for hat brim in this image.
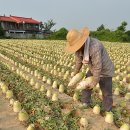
[65,27,90,53]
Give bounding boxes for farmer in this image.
[65,27,114,112]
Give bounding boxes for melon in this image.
[68,72,84,87]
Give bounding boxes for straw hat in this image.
[65,27,90,53]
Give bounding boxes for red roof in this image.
[0,15,41,24]
[0,16,16,22]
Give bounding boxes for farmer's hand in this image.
[85,84,93,90]
[76,81,92,90]
[85,81,97,90]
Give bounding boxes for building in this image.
[0,15,43,38]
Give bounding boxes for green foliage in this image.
[45,21,130,42]
[48,27,68,40]
[91,21,130,43]
[116,21,127,32]
[91,30,115,42]
[125,30,130,41]
[97,24,105,31]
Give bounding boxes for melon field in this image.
[0,39,130,130]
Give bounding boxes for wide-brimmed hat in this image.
[65,27,90,53]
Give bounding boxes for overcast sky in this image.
[0,0,130,31]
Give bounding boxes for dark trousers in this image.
[81,70,113,111]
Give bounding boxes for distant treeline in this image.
[90,21,130,42]
[48,21,130,43]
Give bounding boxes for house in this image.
[0,15,43,38]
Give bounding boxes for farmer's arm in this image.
[74,53,83,75]
[89,46,102,87]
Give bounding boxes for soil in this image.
[0,91,26,130]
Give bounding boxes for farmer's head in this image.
[65,27,90,53]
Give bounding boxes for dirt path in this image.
[0,91,26,130]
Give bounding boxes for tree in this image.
[48,27,68,40]
[40,19,56,33]
[114,21,128,42]
[91,21,130,42]
[116,21,127,32]
[125,30,130,42]
[97,24,105,31]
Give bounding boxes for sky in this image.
[0,0,130,31]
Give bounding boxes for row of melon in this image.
[1,53,130,130]
[2,47,130,102]
[0,54,83,129]
[0,40,127,86]
[1,54,128,130]
[0,54,62,102]
[0,81,35,130]
[0,43,130,103]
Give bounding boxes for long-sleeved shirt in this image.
[74,37,114,86]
